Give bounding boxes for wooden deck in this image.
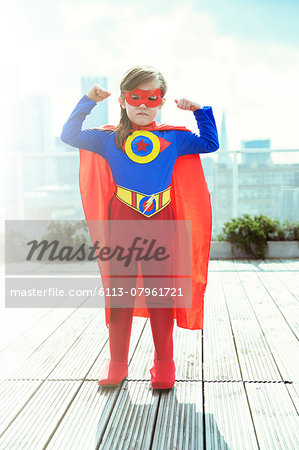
[0,259,298,449]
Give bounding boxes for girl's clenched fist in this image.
[175,98,201,111]
[87,85,111,103]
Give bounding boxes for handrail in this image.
[1,148,299,158]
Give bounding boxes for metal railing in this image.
[1,148,299,237]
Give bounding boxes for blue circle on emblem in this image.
[131,136,153,157]
[139,197,157,215]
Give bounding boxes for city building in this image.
[218,112,231,166]
[210,154,299,235]
[81,76,108,128]
[11,95,52,154]
[241,139,272,166]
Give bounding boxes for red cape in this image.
[79,124,212,330]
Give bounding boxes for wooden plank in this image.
[276,259,299,271]
[217,260,236,272]
[247,258,299,300]
[0,261,297,449]
[99,380,159,450]
[263,259,291,271]
[174,326,202,380]
[274,271,299,300]
[237,271,299,383]
[0,380,42,437]
[3,308,100,379]
[0,268,103,360]
[152,382,204,450]
[233,261,299,421]
[0,273,97,354]
[46,380,127,449]
[204,272,242,381]
[0,304,54,353]
[233,259,259,272]
[248,260,275,272]
[0,295,95,379]
[48,310,108,379]
[207,259,220,272]
[0,380,81,448]
[286,382,299,415]
[205,381,258,450]
[246,383,299,450]
[0,307,77,379]
[0,273,61,353]
[255,271,299,338]
[220,270,282,381]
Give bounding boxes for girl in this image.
[61,65,219,389]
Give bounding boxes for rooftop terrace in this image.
[0,259,298,449]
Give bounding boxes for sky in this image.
[1,0,299,149]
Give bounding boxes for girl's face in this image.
[119,79,163,126]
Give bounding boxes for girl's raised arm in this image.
[175,97,219,156]
[60,85,111,157]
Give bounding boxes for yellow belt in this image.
[115,185,171,217]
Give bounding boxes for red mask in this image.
[124,88,162,107]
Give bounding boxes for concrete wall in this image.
[210,241,299,259]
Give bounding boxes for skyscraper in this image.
[218,112,231,165]
[4,94,53,219]
[241,139,272,166]
[81,76,108,128]
[11,95,52,153]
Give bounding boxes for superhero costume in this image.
[61,94,219,387]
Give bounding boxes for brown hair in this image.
[115,65,167,149]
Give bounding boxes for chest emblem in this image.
[125,130,160,164]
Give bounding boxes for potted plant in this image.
[211,214,299,259]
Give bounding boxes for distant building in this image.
[241,139,272,166]
[201,157,215,192]
[7,95,52,196]
[279,188,299,222]
[212,159,299,235]
[218,112,231,165]
[81,76,108,128]
[54,137,78,187]
[156,109,162,123]
[11,95,52,153]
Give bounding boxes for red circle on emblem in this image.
[145,202,154,212]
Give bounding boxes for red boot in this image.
[148,307,175,389]
[98,308,133,386]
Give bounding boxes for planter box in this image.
[210,241,299,259]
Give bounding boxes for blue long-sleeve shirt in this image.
[61,95,219,195]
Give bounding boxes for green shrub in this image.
[216,214,283,259]
[42,220,90,248]
[278,220,299,241]
[40,220,91,263]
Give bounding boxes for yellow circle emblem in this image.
[125,130,160,164]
